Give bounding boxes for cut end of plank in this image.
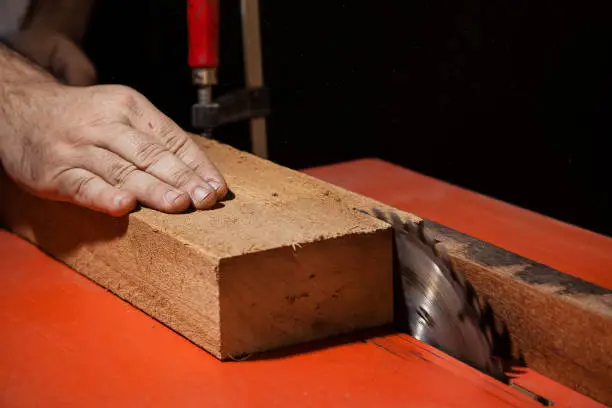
[217,229,393,359]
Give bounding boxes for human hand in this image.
[7,28,97,86]
[0,82,228,217]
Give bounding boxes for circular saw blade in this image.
[368,208,505,380]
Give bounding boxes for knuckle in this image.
[108,161,137,186]
[134,141,167,168]
[63,128,91,145]
[165,131,191,155]
[187,160,208,176]
[71,175,96,201]
[168,167,196,187]
[104,85,142,115]
[117,93,139,114]
[52,169,94,200]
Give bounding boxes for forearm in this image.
[21,0,96,42]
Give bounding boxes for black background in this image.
[83,0,611,237]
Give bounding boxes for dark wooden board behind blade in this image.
[404,219,612,405]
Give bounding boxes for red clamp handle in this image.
[187,0,219,69]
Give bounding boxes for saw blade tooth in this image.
[403,218,419,236]
[417,221,438,249]
[434,242,470,289]
[468,293,483,320]
[433,242,453,270]
[459,280,482,322]
[451,264,469,287]
[432,243,457,278]
[371,207,389,223]
[486,358,506,382]
[478,303,501,355]
[484,323,494,346]
[388,211,407,231]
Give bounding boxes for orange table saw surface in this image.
[1,158,611,408]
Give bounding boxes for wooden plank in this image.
[0,136,394,359]
[240,0,268,158]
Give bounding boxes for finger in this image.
[122,96,228,199]
[52,168,137,217]
[76,146,193,213]
[116,169,194,213]
[93,124,219,209]
[171,131,229,199]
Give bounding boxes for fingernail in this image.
[208,180,222,191]
[164,190,181,204]
[114,194,126,208]
[194,187,212,203]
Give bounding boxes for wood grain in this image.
[0,136,394,359]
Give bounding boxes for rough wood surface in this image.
[0,136,395,359]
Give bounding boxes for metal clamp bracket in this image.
[191,87,270,130]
